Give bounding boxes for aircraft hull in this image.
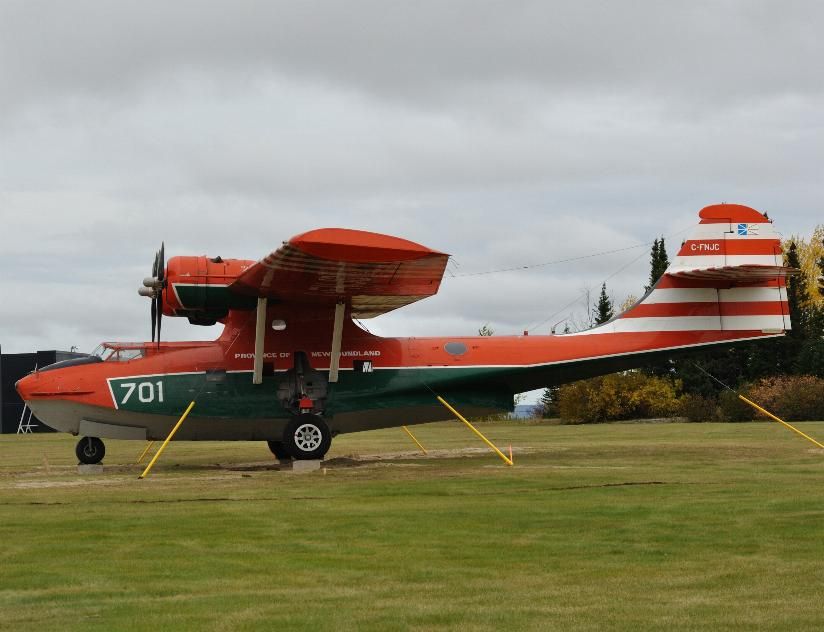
[25,397,506,441]
[20,333,776,442]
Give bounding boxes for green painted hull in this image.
[108,343,724,423]
[109,366,514,422]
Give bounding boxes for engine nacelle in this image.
[162,256,258,323]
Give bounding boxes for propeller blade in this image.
[159,242,165,283]
[157,303,162,348]
[145,244,166,347]
[151,249,159,343]
[151,296,157,343]
[156,242,165,348]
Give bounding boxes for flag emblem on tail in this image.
[737,223,758,236]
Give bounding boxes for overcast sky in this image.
[1,1,822,368]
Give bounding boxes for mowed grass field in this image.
[1,421,823,631]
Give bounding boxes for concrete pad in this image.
[77,464,104,475]
[289,459,322,473]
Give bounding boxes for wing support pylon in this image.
[328,302,345,383]
[252,297,267,385]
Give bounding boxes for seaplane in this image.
[16,204,792,464]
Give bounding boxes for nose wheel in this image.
[76,437,105,464]
[282,415,331,460]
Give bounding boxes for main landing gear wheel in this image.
[282,415,331,460]
[76,437,105,464]
[266,440,291,460]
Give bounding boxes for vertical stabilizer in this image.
[608,204,790,335]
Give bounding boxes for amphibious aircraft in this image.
[16,203,792,464]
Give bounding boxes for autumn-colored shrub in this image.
[678,393,718,422]
[747,375,824,421]
[557,372,681,423]
[556,372,824,424]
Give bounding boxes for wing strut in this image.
[253,297,267,385]
[328,302,345,383]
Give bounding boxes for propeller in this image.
[139,243,166,348]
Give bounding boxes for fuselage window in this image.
[444,342,467,356]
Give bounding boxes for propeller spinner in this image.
[138,243,165,347]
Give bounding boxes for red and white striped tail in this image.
[611,203,790,335]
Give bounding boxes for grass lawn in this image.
[1,420,823,631]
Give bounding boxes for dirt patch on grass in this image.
[1,446,541,488]
[327,445,535,465]
[13,477,130,489]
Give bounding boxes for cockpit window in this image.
[91,344,144,362]
[112,349,144,362]
[91,344,114,360]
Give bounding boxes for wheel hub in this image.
[294,423,322,452]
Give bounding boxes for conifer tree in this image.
[593,283,614,325]
[645,237,670,292]
[644,238,659,292]
[785,241,809,338]
[657,236,670,277]
[538,386,560,417]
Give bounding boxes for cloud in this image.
[3,1,822,112]
[1,0,822,367]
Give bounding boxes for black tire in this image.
[282,415,331,460]
[76,437,105,464]
[266,440,291,460]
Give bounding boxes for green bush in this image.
[678,393,718,422]
[718,389,755,422]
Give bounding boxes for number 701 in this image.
[119,381,164,404]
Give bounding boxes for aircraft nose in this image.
[15,372,39,401]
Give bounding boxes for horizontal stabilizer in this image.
[668,264,794,282]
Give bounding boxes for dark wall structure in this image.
[0,347,86,433]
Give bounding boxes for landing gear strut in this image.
[282,415,331,460]
[76,437,105,464]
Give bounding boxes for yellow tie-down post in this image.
[139,401,196,479]
[738,395,824,449]
[437,396,513,466]
[402,426,428,455]
[136,441,155,465]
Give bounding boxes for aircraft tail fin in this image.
[613,203,790,335]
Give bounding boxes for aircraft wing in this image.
[228,228,450,318]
